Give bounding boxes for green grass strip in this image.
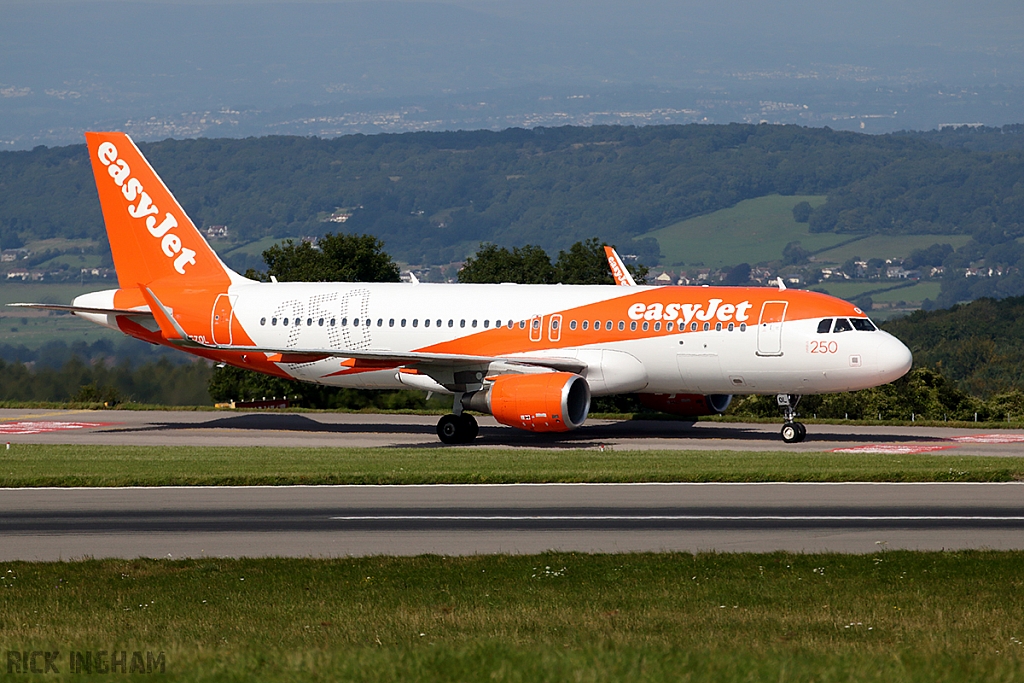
[0,444,1021,487]
[2,552,1024,681]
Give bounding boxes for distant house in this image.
[205,225,229,239]
[6,270,29,280]
[654,272,673,285]
[1,249,27,262]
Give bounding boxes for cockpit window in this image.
[851,318,877,331]
[833,318,853,333]
[817,319,833,334]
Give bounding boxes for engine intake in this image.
[638,393,732,417]
[464,372,591,432]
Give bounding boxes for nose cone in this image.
[876,332,912,384]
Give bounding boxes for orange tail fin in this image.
[85,132,239,289]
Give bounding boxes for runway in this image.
[3,408,1024,455]
[2,483,1024,560]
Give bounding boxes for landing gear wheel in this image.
[436,413,479,444]
[460,413,479,441]
[781,421,806,444]
[437,414,462,444]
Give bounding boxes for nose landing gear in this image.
[777,394,806,443]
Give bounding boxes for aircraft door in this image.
[211,294,236,345]
[756,301,788,356]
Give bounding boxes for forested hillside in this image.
[2,124,1023,268]
[882,296,1024,398]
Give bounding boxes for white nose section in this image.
[877,333,912,384]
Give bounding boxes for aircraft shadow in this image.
[102,413,950,449]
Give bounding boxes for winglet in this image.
[604,246,638,286]
[138,285,204,347]
[777,277,787,291]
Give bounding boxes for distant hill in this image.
[2,123,1022,265]
[883,296,1024,397]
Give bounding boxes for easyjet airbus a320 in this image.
[12,133,912,444]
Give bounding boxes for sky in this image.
[0,0,1021,148]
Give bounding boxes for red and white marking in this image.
[0,421,118,435]
[948,433,1024,444]
[831,444,957,455]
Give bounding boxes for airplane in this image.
[10,132,913,444]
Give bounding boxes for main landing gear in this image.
[437,394,479,444]
[436,413,479,444]
[777,394,806,444]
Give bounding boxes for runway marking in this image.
[0,421,119,435]
[948,434,1024,444]
[830,444,958,454]
[0,410,89,423]
[329,514,1024,522]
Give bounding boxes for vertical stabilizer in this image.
[604,246,638,286]
[84,132,239,289]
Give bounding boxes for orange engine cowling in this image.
[465,372,591,432]
[638,393,732,417]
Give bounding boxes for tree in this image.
[457,244,555,284]
[792,201,813,223]
[723,262,752,285]
[782,241,810,266]
[553,238,615,285]
[251,232,401,283]
[460,238,648,285]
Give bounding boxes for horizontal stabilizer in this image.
[6,302,152,317]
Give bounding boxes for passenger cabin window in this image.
[833,318,853,333]
[851,318,877,331]
[413,319,418,327]
[817,319,833,334]
[570,320,577,330]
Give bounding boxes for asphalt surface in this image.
[3,408,1024,455]
[3,409,1024,560]
[2,483,1024,560]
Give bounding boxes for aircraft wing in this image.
[208,344,586,374]
[135,285,587,374]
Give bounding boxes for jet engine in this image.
[638,393,732,417]
[463,372,591,432]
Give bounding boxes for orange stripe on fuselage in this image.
[419,286,862,357]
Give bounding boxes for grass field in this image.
[644,195,971,271]
[812,234,972,265]
[645,195,838,268]
[3,552,1023,681]
[1,444,1022,487]
[215,236,281,259]
[810,281,942,305]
